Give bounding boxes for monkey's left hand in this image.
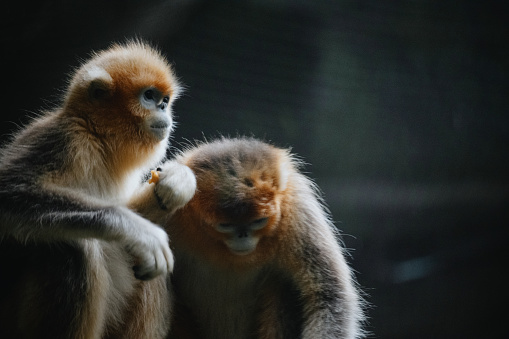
[154,161,197,212]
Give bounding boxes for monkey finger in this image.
[153,246,169,277]
[133,266,154,281]
[133,256,162,281]
[163,244,175,273]
[134,270,161,281]
[132,261,154,280]
[150,228,173,273]
[131,248,160,281]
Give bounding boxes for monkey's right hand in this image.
[154,160,197,212]
[120,211,174,280]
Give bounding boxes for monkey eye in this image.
[143,89,154,101]
[219,223,234,228]
[252,218,268,224]
[162,96,170,104]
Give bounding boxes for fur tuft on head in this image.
[66,41,181,107]
[178,137,293,219]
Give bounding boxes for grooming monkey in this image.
[162,137,364,339]
[0,41,196,338]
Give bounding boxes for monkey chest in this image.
[173,258,262,339]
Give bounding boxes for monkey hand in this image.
[122,212,174,280]
[154,160,197,213]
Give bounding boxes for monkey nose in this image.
[238,231,249,238]
[157,101,168,111]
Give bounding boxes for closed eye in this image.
[252,218,268,224]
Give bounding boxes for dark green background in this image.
[3,1,508,337]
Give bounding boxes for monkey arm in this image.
[274,178,364,339]
[286,218,363,339]
[129,182,168,224]
[129,160,196,225]
[295,238,361,339]
[0,179,173,280]
[0,182,135,241]
[258,220,362,339]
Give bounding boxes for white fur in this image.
[83,65,113,84]
[113,206,174,277]
[155,161,197,213]
[277,151,292,192]
[82,239,137,333]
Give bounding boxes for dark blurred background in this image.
[3,1,508,337]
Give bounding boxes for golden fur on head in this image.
[48,41,182,199]
[170,137,293,269]
[68,40,181,103]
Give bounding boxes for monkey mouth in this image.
[148,120,171,140]
[225,237,259,256]
[150,120,170,130]
[229,247,256,256]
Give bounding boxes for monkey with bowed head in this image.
[162,137,364,339]
[0,41,196,338]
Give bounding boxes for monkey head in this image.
[63,41,181,172]
[170,138,294,268]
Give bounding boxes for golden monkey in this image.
[0,41,196,338]
[163,137,364,339]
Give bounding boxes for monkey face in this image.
[59,42,182,177]
[209,186,280,257]
[65,42,181,151]
[89,65,177,145]
[171,138,291,265]
[139,87,173,141]
[187,185,281,261]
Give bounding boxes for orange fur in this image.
[109,277,172,338]
[169,145,289,270]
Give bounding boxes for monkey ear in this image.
[85,66,113,100]
[88,79,111,100]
